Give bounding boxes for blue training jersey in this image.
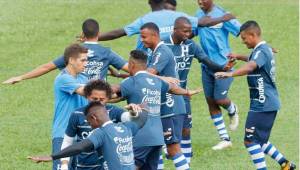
[65,104,126,169]
[147,42,186,117]
[247,41,280,112]
[88,121,138,170]
[53,42,127,80]
[163,35,211,89]
[53,69,88,139]
[195,5,241,66]
[120,71,169,147]
[124,9,198,53]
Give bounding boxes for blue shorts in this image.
[183,97,192,129]
[201,65,233,100]
[161,114,185,144]
[134,146,161,170]
[244,111,277,145]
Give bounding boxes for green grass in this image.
[0,0,298,169]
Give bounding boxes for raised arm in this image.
[2,61,57,85]
[228,53,249,62]
[198,13,236,27]
[28,139,94,163]
[215,61,257,79]
[168,83,202,98]
[98,28,127,41]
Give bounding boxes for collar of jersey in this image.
[153,41,164,53]
[169,35,184,45]
[135,70,148,76]
[84,41,98,44]
[253,41,266,51]
[102,121,113,127]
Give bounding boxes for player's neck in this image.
[85,37,98,42]
[151,4,164,11]
[203,4,214,13]
[171,34,181,44]
[66,65,79,77]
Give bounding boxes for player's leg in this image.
[181,98,192,164]
[259,111,296,170]
[162,115,190,170]
[134,146,158,170]
[52,137,64,170]
[141,146,162,170]
[214,75,239,131]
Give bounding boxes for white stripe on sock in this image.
[256,162,267,169]
[268,147,276,155]
[181,140,191,144]
[251,152,265,160]
[275,153,283,161]
[173,155,186,164]
[176,163,189,170]
[216,123,226,129]
[247,144,261,152]
[261,142,271,150]
[181,148,192,153]
[213,117,223,122]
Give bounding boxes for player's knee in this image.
[182,128,190,137]
[166,143,181,157]
[215,98,229,106]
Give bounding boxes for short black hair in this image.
[64,43,88,65]
[240,20,261,36]
[149,0,164,4]
[129,50,148,64]
[82,19,99,39]
[84,101,104,116]
[140,22,160,35]
[174,16,191,27]
[165,0,177,6]
[84,80,112,99]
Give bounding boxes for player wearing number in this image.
[215,20,296,170]
[194,0,241,150]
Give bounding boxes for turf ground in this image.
[0,0,298,169]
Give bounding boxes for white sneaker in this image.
[212,140,232,150]
[229,105,239,131]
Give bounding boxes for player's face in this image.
[87,90,109,105]
[240,31,256,49]
[198,0,213,11]
[70,53,88,73]
[141,29,157,49]
[86,114,99,129]
[174,23,192,42]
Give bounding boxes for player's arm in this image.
[198,13,236,27]
[168,83,202,98]
[228,53,249,62]
[28,139,94,163]
[108,66,130,79]
[75,86,85,96]
[2,61,57,85]
[98,28,127,41]
[215,61,257,78]
[147,68,180,84]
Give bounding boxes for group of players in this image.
[3,0,296,170]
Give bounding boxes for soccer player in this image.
[2,18,128,84]
[52,43,89,170]
[112,49,200,170]
[163,16,235,164]
[28,101,147,170]
[140,22,192,170]
[98,0,236,54]
[194,0,241,150]
[164,0,177,11]
[60,80,143,170]
[215,20,296,170]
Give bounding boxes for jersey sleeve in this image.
[120,78,132,99]
[193,43,208,62]
[53,56,66,70]
[65,113,78,137]
[59,75,84,95]
[109,105,126,123]
[148,52,169,74]
[250,50,267,68]
[87,128,104,149]
[108,50,127,70]
[223,19,241,37]
[123,122,139,136]
[124,17,143,37]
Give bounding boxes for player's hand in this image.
[271,47,278,53]
[222,13,236,22]
[186,87,203,97]
[27,155,52,163]
[2,76,23,85]
[223,59,236,71]
[215,72,233,79]
[227,53,240,61]
[124,104,142,117]
[108,67,120,77]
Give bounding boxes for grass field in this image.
[0,0,298,169]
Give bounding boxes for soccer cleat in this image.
[229,105,239,131]
[281,161,296,170]
[212,140,232,150]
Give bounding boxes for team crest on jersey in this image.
[87,49,95,57]
[114,126,125,133]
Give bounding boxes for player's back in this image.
[120,71,166,147]
[88,122,136,170]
